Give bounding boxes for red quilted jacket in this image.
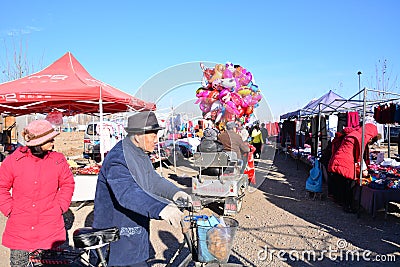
[0,147,75,251]
[328,123,378,180]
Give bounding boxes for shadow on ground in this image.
[255,147,400,266]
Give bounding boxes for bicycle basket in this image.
[196,216,239,263]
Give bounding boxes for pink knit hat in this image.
[22,120,60,146]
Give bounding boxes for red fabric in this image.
[328,124,378,180]
[347,111,360,128]
[244,145,256,184]
[265,122,280,136]
[0,147,75,251]
[0,52,155,115]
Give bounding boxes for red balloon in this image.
[206,90,219,103]
[245,106,254,116]
[237,105,245,118]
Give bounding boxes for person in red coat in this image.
[0,120,75,267]
[328,123,378,212]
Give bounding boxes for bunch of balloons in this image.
[195,62,262,126]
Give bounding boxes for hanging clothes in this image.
[394,104,400,123]
[328,114,338,140]
[374,105,381,123]
[337,112,347,133]
[347,111,360,129]
[320,115,328,152]
[311,115,328,156]
[311,116,318,156]
[280,120,296,147]
[389,103,396,123]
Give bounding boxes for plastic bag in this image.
[197,216,220,262]
[306,159,322,193]
[206,217,239,263]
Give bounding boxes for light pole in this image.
[357,71,362,101]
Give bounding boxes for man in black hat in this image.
[92,111,191,267]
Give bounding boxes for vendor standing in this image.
[328,123,378,213]
[92,111,191,267]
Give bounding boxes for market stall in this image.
[355,88,400,217]
[0,52,156,202]
[279,90,360,165]
[280,88,400,217]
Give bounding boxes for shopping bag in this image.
[305,158,323,193]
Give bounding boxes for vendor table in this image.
[359,185,400,218]
[71,174,98,202]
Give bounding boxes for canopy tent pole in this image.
[316,104,322,158]
[171,106,176,173]
[99,86,105,163]
[356,88,368,219]
[359,87,368,186]
[387,125,391,158]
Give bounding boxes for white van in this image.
[83,122,100,161]
[83,121,126,162]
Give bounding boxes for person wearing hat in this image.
[0,119,75,266]
[92,111,191,267]
[197,128,224,153]
[218,121,250,169]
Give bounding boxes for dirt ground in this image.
[0,133,399,266]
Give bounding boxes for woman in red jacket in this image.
[0,120,75,267]
[328,123,378,212]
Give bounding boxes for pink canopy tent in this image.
[0,52,155,115]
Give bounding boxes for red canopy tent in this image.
[0,52,155,115]
[0,52,156,161]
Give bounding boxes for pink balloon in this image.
[252,93,262,102]
[196,89,210,98]
[223,68,233,78]
[225,101,239,115]
[230,92,244,107]
[237,69,250,86]
[199,101,211,112]
[242,69,252,85]
[219,89,231,103]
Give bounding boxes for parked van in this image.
[83,121,126,162]
[83,122,100,161]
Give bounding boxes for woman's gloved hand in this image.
[159,204,183,228]
[172,191,192,204]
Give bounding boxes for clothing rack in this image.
[358,88,400,186]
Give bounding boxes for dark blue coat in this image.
[92,138,180,266]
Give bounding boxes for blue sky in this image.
[1,0,399,121]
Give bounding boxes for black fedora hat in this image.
[125,111,164,134]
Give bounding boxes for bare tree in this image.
[0,37,44,145]
[368,58,399,100]
[0,36,43,82]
